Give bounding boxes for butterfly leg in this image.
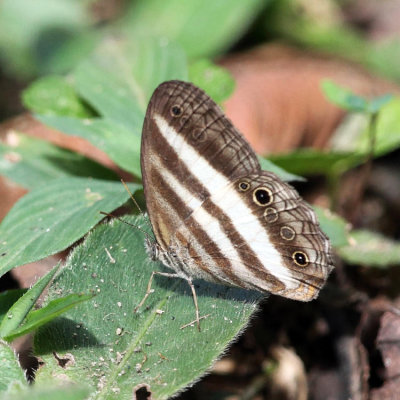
[180,278,201,331]
[134,271,181,313]
[135,271,207,331]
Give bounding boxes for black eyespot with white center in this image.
[238,181,250,191]
[171,105,182,117]
[253,187,273,206]
[292,251,309,267]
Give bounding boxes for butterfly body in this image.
[140,80,333,306]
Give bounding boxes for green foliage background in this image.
[1,0,400,399]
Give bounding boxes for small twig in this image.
[104,247,116,263]
[180,314,211,330]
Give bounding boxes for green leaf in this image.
[368,93,394,114]
[322,80,368,112]
[22,76,92,118]
[258,156,305,182]
[0,264,60,339]
[0,0,91,78]
[189,59,235,104]
[2,385,90,400]
[322,80,394,115]
[35,116,142,178]
[4,293,93,342]
[30,38,188,177]
[0,290,27,322]
[268,149,363,176]
[337,229,400,268]
[269,94,400,178]
[0,340,27,392]
[0,177,141,278]
[74,38,188,125]
[0,133,118,190]
[360,98,400,156]
[34,215,261,399]
[263,1,400,82]
[314,206,349,248]
[123,0,267,58]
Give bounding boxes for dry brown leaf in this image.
[220,44,399,155]
[0,113,125,174]
[371,310,400,400]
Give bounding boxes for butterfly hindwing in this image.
[171,171,333,301]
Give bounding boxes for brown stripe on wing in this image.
[141,113,211,248]
[147,116,211,201]
[148,81,261,180]
[199,198,286,292]
[231,172,333,298]
[146,116,285,291]
[151,169,241,286]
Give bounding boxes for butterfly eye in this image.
[238,181,250,191]
[292,251,309,267]
[253,187,273,206]
[171,105,183,117]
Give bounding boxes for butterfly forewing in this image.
[141,80,260,249]
[141,80,333,302]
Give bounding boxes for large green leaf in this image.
[32,38,188,177]
[0,133,117,190]
[0,178,141,278]
[34,215,262,399]
[123,0,267,58]
[74,38,189,124]
[0,340,27,393]
[35,116,142,178]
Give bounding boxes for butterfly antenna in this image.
[100,211,152,241]
[121,179,144,215]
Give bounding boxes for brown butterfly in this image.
[137,80,333,329]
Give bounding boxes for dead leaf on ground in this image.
[371,310,400,400]
[220,43,399,155]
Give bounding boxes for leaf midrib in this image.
[95,279,180,399]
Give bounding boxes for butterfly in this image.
[137,80,333,330]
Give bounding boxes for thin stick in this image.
[187,279,201,331]
[180,314,211,330]
[134,271,181,312]
[134,271,208,331]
